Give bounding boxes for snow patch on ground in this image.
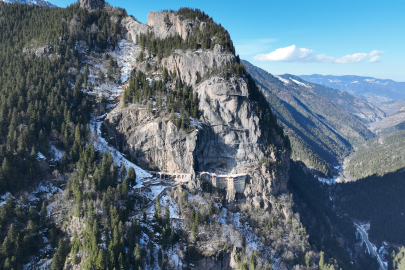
[275,76,290,85]
[49,145,64,161]
[37,151,46,160]
[317,175,337,185]
[0,192,13,207]
[291,78,311,88]
[355,222,387,270]
[160,194,181,219]
[90,114,151,183]
[29,181,63,202]
[85,39,139,100]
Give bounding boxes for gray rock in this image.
[121,16,150,44]
[147,11,199,40]
[104,49,289,203]
[161,47,235,86]
[104,107,197,175]
[80,0,105,11]
[23,44,54,57]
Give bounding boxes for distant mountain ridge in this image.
[368,107,405,135]
[299,74,405,106]
[279,74,386,124]
[1,0,57,7]
[244,60,375,176]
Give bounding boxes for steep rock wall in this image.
[103,107,197,175]
[122,11,204,43]
[194,76,263,173]
[107,11,290,205]
[147,11,201,40]
[161,46,234,86]
[121,16,149,43]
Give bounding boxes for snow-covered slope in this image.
[1,0,57,8]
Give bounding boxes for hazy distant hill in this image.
[281,75,386,124]
[369,107,405,135]
[299,74,405,106]
[374,99,405,116]
[244,61,375,176]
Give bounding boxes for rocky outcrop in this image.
[121,11,203,43]
[194,76,263,173]
[191,252,232,270]
[80,0,105,11]
[104,107,197,175]
[121,16,150,43]
[161,46,234,86]
[23,44,54,57]
[104,27,289,203]
[147,11,200,40]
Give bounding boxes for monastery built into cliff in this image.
[200,172,247,193]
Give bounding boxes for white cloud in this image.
[254,45,384,63]
[368,56,381,63]
[368,50,385,63]
[254,45,333,62]
[335,53,368,63]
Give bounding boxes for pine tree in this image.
[305,252,310,267]
[126,167,136,187]
[209,200,214,215]
[155,195,161,219]
[158,248,163,267]
[165,203,170,221]
[134,243,141,268]
[120,163,126,183]
[51,239,65,270]
[319,251,325,270]
[40,201,47,225]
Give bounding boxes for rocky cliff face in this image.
[122,10,203,44]
[161,45,234,86]
[193,76,263,173]
[121,16,149,44]
[79,0,105,11]
[108,11,290,205]
[147,11,202,40]
[104,107,197,175]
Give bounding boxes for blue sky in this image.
[54,0,405,81]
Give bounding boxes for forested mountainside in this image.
[0,1,341,270]
[299,74,405,105]
[280,75,386,124]
[345,128,405,180]
[243,60,374,177]
[332,169,405,246]
[343,107,405,179]
[0,0,396,269]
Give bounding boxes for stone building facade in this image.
[200,172,247,193]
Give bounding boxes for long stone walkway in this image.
[146,171,191,183]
